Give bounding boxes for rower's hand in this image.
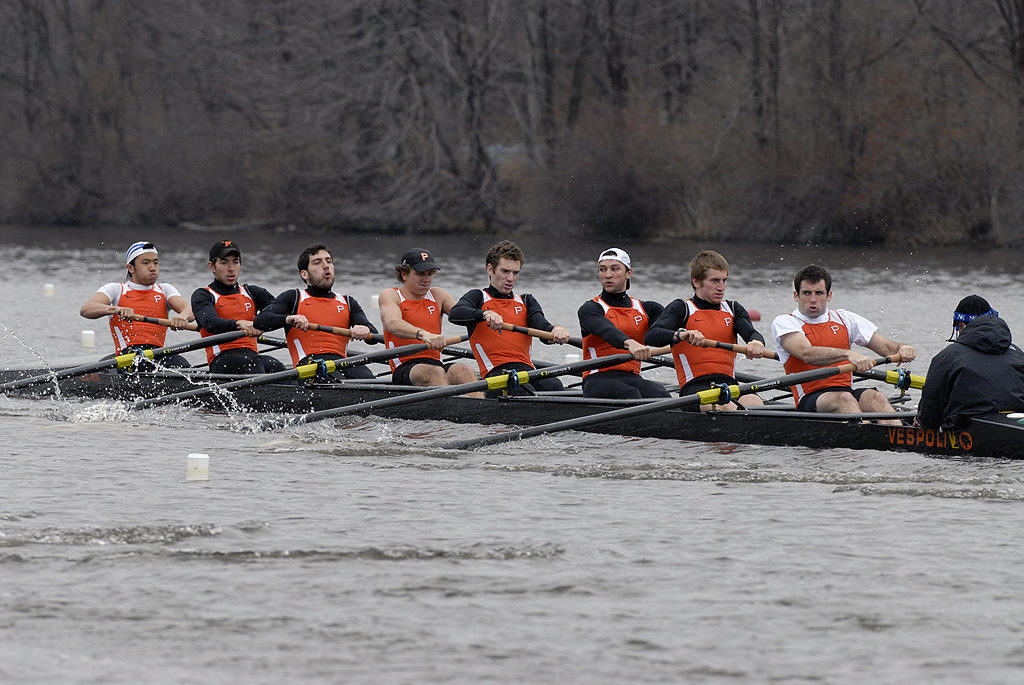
[169,314,190,330]
[483,310,503,331]
[117,307,136,319]
[896,345,916,364]
[550,325,571,345]
[286,314,310,331]
[745,340,766,359]
[847,350,876,372]
[350,324,371,341]
[624,339,652,361]
[237,320,262,337]
[423,332,447,350]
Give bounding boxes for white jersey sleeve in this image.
[158,283,182,301]
[833,309,877,347]
[770,313,805,364]
[96,282,122,305]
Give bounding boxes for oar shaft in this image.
[131,315,199,331]
[704,340,780,360]
[500,323,583,347]
[444,355,900,450]
[307,323,385,344]
[134,334,468,410]
[0,331,248,392]
[272,344,673,428]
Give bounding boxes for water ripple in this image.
[164,541,564,563]
[1,523,222,547]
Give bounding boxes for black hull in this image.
[1,367,1021,459]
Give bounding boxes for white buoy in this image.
[565,353,580,362]
[43,283,56,296]
[186,453,210,481]
[81,330,96,348]
[1008,413,1024,420]
[371,294,379,309]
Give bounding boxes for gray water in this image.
[2,226,1024,684]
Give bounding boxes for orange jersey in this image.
[384,288,442,371]
[582,296,649,377]
[286,290,353,365]
[108,283,171,353]
[672,299,737,385]
[201,285,258,362]
[469,291,532,375]
[782,311,854,406]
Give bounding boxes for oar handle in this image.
[704,339,779,360]
[307,323,385,344]
[130,315,199,332]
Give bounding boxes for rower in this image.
[577,247,670,399]
[252,243,378,381]
[79,240,194,368]
[448,240,571,397]
[379,248,478,388]
[917,295,1024,429]
[770,264,916,426]
[646,250,766,410]
[190,240,286,374]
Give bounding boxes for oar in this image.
[131,314,287,348]
[262,345,674,429]
[500,323,583,347]
[442,354,904,450]
[133,334,468,410]
[306,323,385,345]
[0,331,249,392]
[699,340,780,360]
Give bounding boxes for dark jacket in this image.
[917,316,1024,429]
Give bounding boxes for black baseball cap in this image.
[953,295,997,322]
[209,240,241,261]
[401,248,440,272]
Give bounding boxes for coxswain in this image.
[449,240,571,397]
[917,295,1024,429]
[252,243,377,381]
[190,240,286,375]
[79,240,193,368]
[577,247,670,399]
[646,250,765,410]
[379,248,477,388]
[770,264,916,426]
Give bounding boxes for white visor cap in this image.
[126,241,158,265]
[597,247,631,270]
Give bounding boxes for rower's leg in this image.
[858,388,902,426]
[446,363,483,398]
[409,363,448,387]
[738,393,763,408]
[813,391,862,415]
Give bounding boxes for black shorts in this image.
[391,358,445,385]
[483,362,564,398]
[211,348,287,375]
[298,353,375,381]
[582,370,670,400]
[797,385,869,413]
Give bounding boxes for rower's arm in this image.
[252,289,298,332]
[645,299,688,347]
[191,288,236,334]
[865,332,916,364]
[379,288,427,340]
[779,330,873,369]
[578,300,629,348]
[80,291,117,319]
[447,289,485,327]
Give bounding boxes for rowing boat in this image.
[1,362,1020,460]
